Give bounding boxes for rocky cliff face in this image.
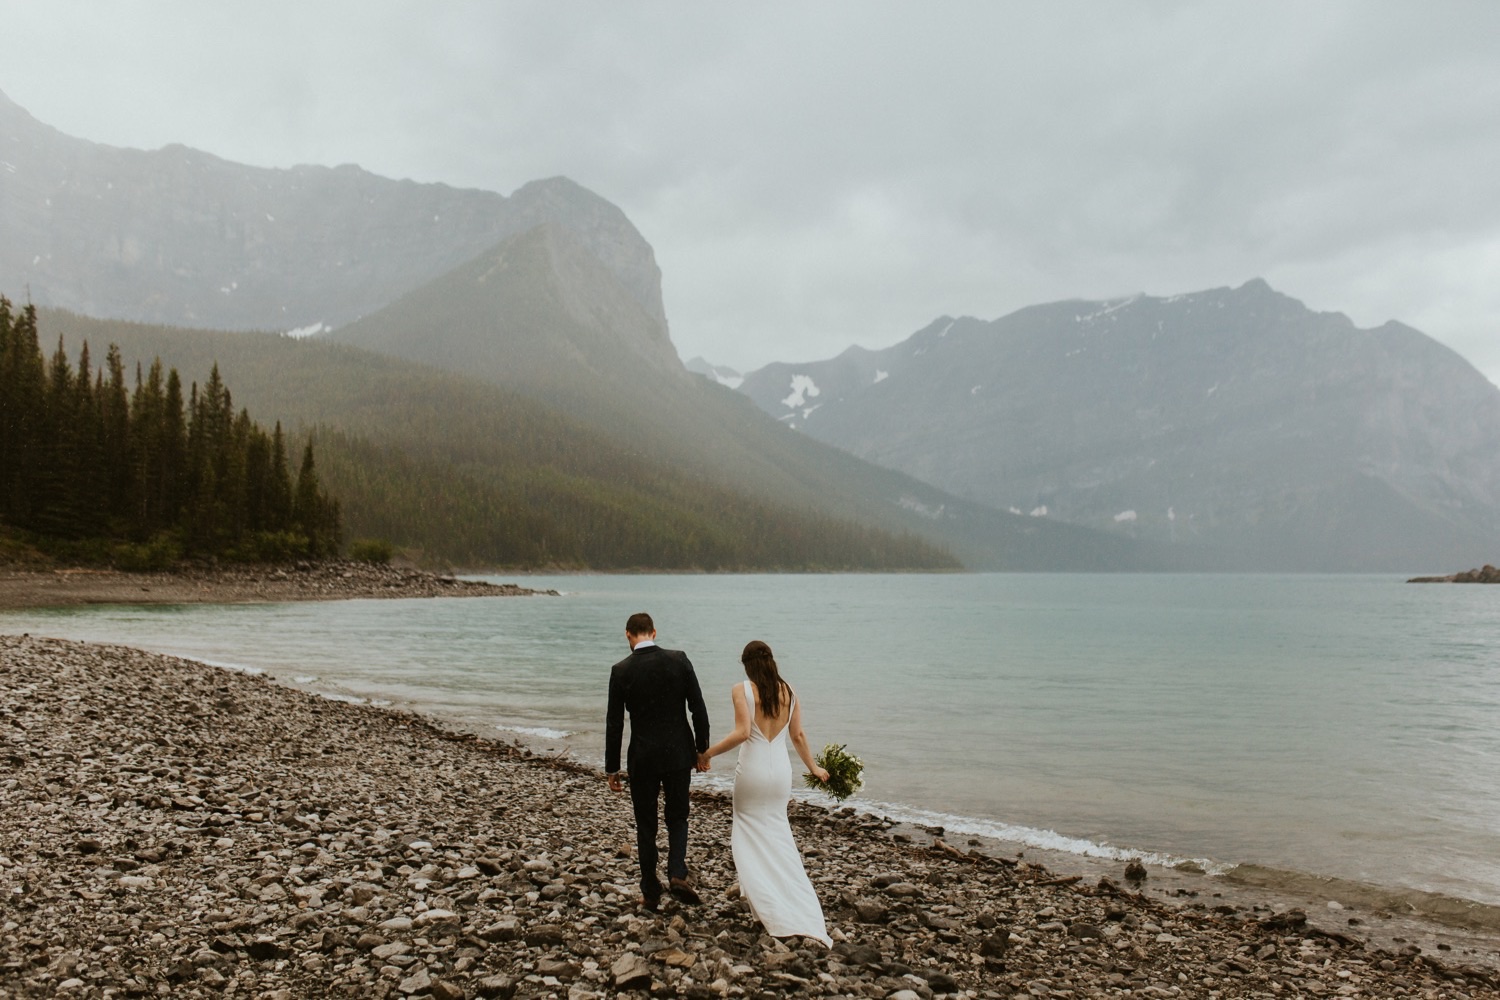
[0,89,666,335]
[736,280,1500,570]
[327,221,684,394]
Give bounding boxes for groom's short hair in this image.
[626,612,655,636]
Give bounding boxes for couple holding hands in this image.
[604,612,832,946]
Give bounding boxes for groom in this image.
[605,612,711,911]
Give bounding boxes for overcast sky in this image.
[3,2,1498,384]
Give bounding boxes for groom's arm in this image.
[682,657,710,755]
[605,667,626,775]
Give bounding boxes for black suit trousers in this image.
[628,766,691,893]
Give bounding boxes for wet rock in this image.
[473,974,516,999]
[979,931,1011,957]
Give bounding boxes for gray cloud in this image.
[3,1,1498,383]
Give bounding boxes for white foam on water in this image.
[185,656,264,675]
[496,724,573,740]
[294,675,318,684]
[850,797,1226,874]
[317,692,367,705]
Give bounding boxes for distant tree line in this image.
[0,297,341,567]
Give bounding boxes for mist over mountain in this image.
[12,86,1476,572]
[0,88,665,335]
[734,280,1500,570]
[326,223,682,399]
[2,89,1166,570]
[325,223,1167,571]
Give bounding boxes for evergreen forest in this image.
[0,297,341,567]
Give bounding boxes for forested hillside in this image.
[28,308,958,571]
[0,298,340,567]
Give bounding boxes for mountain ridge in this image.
[0,89,665,336]
[731,279,1500,570]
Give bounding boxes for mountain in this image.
[324,223,1177,571]
[735,280,1500,570]
[0,88,664,335]
[0,89,1183,570]
[325,222,682,401]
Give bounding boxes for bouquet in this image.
[804,743,864,802]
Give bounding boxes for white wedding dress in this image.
[731,680,831,946]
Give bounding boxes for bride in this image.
[700,640,833,946]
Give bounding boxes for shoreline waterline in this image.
[465,715,1500,948]
[140,649,1500,936]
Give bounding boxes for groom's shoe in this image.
[668,876,702,905]
[641,886,662,913]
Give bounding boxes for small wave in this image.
[496,724,573,740]
[849,798,1225,874]
[293,675,318,684]
[316,692,367,705]
[188,656,264,675]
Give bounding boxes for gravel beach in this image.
[0,563,553,610]
[1,634,1496,1000]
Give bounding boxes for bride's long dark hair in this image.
[741,640,790,717]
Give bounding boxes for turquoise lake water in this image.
[4,572,1498,912]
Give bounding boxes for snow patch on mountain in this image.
[781,375,821,409]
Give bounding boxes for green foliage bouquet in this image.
[804,743,864,802]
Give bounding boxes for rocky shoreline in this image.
[0,562,556,610]
[1,635,1497,999]
[1407,565,1500,584]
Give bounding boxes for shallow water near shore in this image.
[4,572,1499,922]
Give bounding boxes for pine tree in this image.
[101,345,132,525]
[293,441,325,556]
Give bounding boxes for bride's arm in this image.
[701,684,751,764]
[787,698,830,782]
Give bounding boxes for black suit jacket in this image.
[605,644,710,775]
